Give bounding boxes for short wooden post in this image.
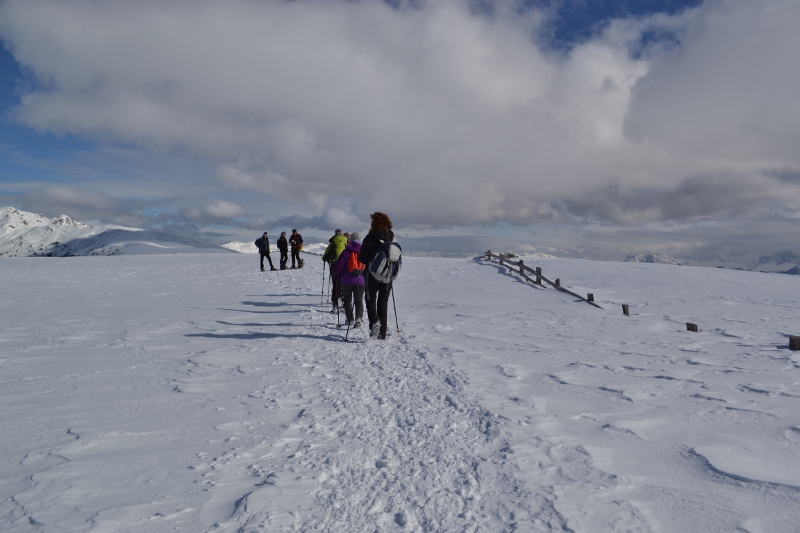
[535,267,542,285]
[790,336,800,351]
[686,323,698,332]
[519,260,525,275]
[499,256,504,266]
[487,250,492,260]
[622,304,630,316]
[587,293,594,302]
[555,278,561,287]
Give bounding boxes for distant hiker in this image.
[289,229,304,269]
[332,231,365,327]
[254,232,276,271]
[360,212,400,339]
[322,229,348,312]
[277,231,289,270]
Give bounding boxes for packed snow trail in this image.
[2,253,800,532]
[200,263,569,532]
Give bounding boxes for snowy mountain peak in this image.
[624,253,682,265]
[0,207,50,228]
[51,214,89,228]
[1,206,231,257]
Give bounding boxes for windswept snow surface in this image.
[1,254,800,532]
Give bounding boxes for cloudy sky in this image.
[1,0,798,263]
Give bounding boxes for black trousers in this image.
[331,272,342,307]
[279,251,288,269]
[366,278,391,338]
[341,284,365,323]
[260,252,274,270]
[291,249,301,267]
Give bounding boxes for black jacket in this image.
[359,228,395,269]
[255,236,270,254]
[289,233,303,250]
[277,236,288,252]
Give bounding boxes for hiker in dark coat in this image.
[332,232,365,327]
[277,231,289,270]
[254,232,276,271]
[359,212,394,339]
[289,229,304,269]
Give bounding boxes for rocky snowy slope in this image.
[2,253,800,532]
[750,251,800,273]
[0,207,232,256]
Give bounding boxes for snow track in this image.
[207,280,568,532]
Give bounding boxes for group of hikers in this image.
[255,212,401,340]
[322,211,400,340]
[254,229,304,271]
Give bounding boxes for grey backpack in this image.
[368,240,402,283]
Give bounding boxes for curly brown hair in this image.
[369,212,393,231]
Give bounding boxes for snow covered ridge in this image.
[0,207,232,256]
[626,250,800,274]
[750,251,800,273]
[222,241,257,253]
[624,253,682,265]
[223,240,327,255]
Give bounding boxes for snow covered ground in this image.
[1,253,800,532]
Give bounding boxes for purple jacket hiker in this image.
[332,240,366,286]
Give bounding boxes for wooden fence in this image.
[482,250,603,309]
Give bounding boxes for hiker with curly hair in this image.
[359,212,396,339]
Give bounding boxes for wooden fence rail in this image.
[482,250,603,309]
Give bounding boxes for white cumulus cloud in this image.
[1,0,799,230]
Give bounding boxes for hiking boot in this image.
[353,320,362,329]
[370,323,381,338]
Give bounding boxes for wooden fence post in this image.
[686,323,698,332]
[487,250,492,260]
[587,293,594,302]
[555,278,561,287]
[790,336,800,351]
[519,260,525,275]
[536,267,542,285]
[622,304,630,316]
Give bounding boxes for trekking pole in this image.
[391,284,400,333]
[321,266,325,305]
[336,300,341,328]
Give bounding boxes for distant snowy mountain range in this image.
[0,207,232,257]
[624,253,682,265]
[625,250,800,275]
